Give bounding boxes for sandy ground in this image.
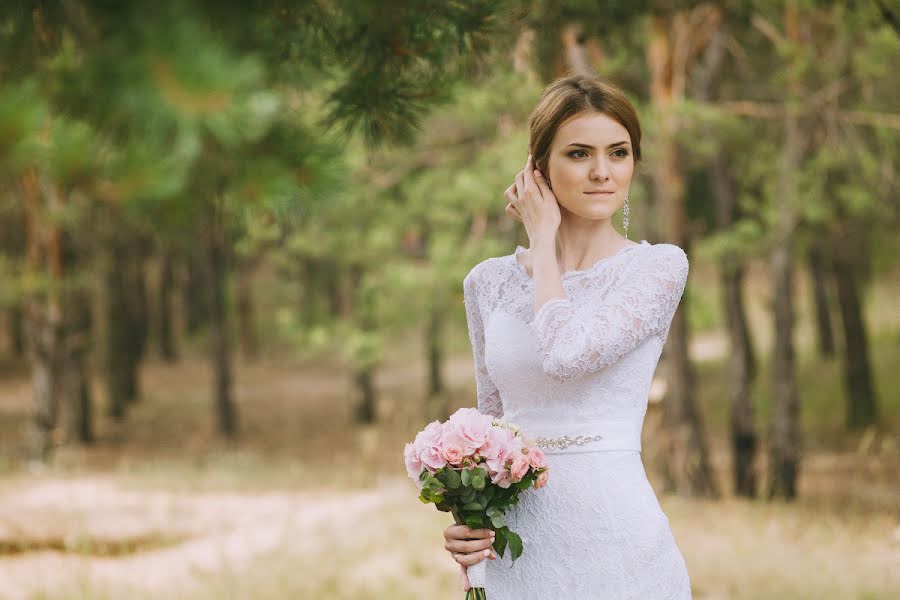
[0,476,390,599]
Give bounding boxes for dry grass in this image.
[0,475,897,599]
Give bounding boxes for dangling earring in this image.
[622,192,630,240]
[546,178,552,190]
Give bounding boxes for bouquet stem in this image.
[453,511,488,598]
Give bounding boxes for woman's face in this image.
[544,111,634,222]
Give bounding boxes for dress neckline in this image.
[512,240,649,281]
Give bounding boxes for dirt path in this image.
[0,476,389,599]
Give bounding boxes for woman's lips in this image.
[584,191,614,195]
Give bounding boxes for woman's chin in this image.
[561,203,617,221]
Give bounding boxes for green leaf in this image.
[472,474,485,490]
[465,515,485,530]
[462,502,482,511]
[461,468,471,487]
[506,530,523,562]
[443,469,461,489]
[490,514,506,529]
[494,527,508,556]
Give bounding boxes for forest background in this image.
[0,1,897,598]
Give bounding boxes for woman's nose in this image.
[589,159,610,181]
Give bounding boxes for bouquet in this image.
[403,407,550,599]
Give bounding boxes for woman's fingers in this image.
[533,168,552,198]
[459,564,470,592]
[504,182,518,205]
[444,525,495,541]
[453,547,496,567]
[445,537,495,554]
[522,154,538,196]
[506,202,521,221]
[444,525,493,541]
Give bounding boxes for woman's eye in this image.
[569,150,588,159]
[612,149,629,158]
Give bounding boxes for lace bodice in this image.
[462,240,688,428]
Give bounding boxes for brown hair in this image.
[528,74,642,174]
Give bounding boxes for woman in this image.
[443,74,692,598]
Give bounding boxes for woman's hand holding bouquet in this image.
[404,407,549,598]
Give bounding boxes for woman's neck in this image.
[552,218,628,272]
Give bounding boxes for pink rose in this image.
[415,420,447,473]
[443,443,465,466]
[485,432,522,480]
[440,424,473,466]
[404,442,424,482]
[480,426,517,464]
[526,447,547,470]
[420,444,447,473]
[489,462,515,488]
[534,469,549,489]
[509,454,530,481]
[447,408,493,454]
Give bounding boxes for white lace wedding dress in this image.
[462,239,692,599]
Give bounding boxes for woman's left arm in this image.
[530,244,689,382]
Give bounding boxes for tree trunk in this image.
[8,306,25,358]
[348,263,379,424]
[103,237,140,419]
[325,260,342,318]
[712,156,759,498]
[807,240,836,358]
[22,170,64,464]
[124,241,149,405]
[697,25,759,498]
[157,245,178,362]
[298,258,324,327]
[424,306,449,422]
[61,281,93,445]
[768,0,802,500]
[353,367,376,423]
[204,201,237,437]
[235,258,259,362]
[769,238,800,499]
[426,309,444,397]
[648,13,719,498]
[184,251,209,335]
[24,306,62,464]
[830,225,878,430]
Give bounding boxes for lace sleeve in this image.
[463,266,504,419]
[529,244,689,383]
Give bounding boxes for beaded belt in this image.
[529,433,606,451]
[519,417,642,454]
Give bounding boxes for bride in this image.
[442,74,692,598]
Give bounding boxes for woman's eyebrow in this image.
[566,141,630,150]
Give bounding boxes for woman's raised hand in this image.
[443,522,497,591]
[504,154,561,245]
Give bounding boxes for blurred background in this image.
[0,1,897,599]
